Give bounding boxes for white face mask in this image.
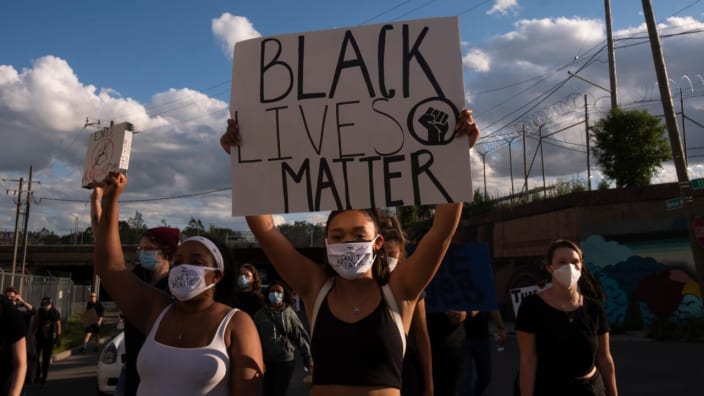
[552,264,582,289]
[168,264,217,301]
[387,257,399,272]
[325,236,379,280]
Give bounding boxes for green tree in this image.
[278,221,323,247]
[591,108,671,187]
[182,218,206,237]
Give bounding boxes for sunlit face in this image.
[327,211,383,248]
[549,247,583,273]
[384,240,401,260]
[174,241,222,282]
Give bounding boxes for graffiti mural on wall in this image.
[580,235,704,329]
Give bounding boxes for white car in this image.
[96,331,125,395]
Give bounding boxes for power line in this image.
[36,186,232,205]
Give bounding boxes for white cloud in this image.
[487,0,519,16]
[211,13,261,59]
[463,49,491,72]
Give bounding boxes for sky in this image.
[2,0,704,237]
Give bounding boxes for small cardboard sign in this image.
[81,122,134,188]
[80,308,99,328]
[229,16,471,215]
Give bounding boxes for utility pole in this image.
[538,124,547,199]
[585,94,592,190]
[19,166,38,294]
[642,0,704,290]
[8,177,24,286]
[605,0,618,109]
[522,124,528,194]
[680,88,687,165]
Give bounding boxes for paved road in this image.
[22,334,703,395]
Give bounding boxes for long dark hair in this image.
[324,209,390,285]
[546,239,605,302]
[379,209,408,261]
[239,263,262,292]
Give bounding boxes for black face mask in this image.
[41,303,50,310]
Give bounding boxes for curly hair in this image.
[239,263,262,292]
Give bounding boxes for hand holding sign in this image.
[454,109,479,148]
[220,118,241,155]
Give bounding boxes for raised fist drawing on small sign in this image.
[418,107,450,144]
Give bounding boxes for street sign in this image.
[695,217,704,246]
[665,197,683,211]
[692,178,704,190]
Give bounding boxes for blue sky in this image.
[2,0,704,235]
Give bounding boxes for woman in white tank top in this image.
[93,174,264,395]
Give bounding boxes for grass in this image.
[54,311,121,353]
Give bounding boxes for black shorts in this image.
[85,324,101,334]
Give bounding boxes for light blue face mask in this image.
[139,250,160,271]
[268,291,283,305]
[238,274,252,289]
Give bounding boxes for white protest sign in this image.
[81,122,134,188]
[509,283,552,317]
[230,16,472,215]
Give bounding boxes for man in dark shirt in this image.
[4,287,35,326]
[32,296,61,385]
[81,292,104,353]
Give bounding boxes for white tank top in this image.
[136,304,239,396]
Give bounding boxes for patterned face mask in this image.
[325,236,379,280]
[168,264,217,301]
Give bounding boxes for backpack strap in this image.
[310,278,335,339]
[381,284,406,355]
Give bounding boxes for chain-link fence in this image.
[0,267,88,320]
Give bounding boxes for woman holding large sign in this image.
[221,109,478,396]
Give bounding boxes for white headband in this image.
[183,236,224,271]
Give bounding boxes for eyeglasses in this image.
[136,246,159,254]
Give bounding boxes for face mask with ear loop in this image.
[551,264,582,289]
[168,264,218,301]
[325,236,380,280]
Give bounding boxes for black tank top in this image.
[311,295,404,388]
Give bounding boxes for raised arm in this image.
[391,109,478,300]
[90,186,103,240]
[221,118,327,300]
[246,215,326,301]
[393,202,462,300]
[93,173,171,334]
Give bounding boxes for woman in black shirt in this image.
[516,239,618,396]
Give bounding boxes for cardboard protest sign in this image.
[80,307,99,328]
[422,243,499,312]
[81,122,134,188]
[509,283,552,317]
[230,17,471,215]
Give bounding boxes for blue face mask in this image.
[238,274,252,289]
[268,291,283,305]
[139,250,160,271]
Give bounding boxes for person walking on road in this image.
[516,239,618,396]
[31,296,61,386]
[253,279,313,396]
[460,310,505,396]
[81,292,104,353]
